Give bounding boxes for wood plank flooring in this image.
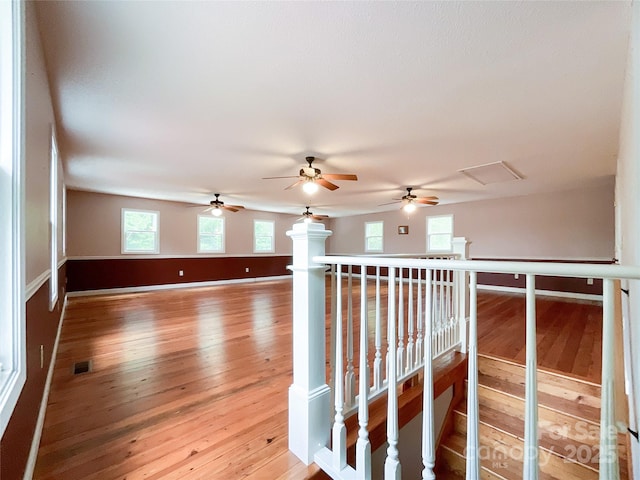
[34,280,603,479]
[476,290,602,382]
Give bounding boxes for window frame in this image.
[197,214,225,253]
[121,208,160,254]
[426,214,454,253]
[0,0,25,438]
[62,185,66,257]
[364,221,384,253]
[49,126,58,310]
[253,219,275,253]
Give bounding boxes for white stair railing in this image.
[289,224,639,480]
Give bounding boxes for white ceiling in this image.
[36,1,631,217]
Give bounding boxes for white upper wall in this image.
[66,190,309,257]
[328,180,614,260]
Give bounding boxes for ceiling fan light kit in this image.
[302,180,319,194]
[263,156,358,194]
[380,187,440,213]
[403,202,417,213]
[197,193,245,216]
[298,206,329,223]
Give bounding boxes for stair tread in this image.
[477,373,600,422]
[455,403,601,474]
[478,354,601,407]
[442,432,559,480]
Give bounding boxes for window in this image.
[365,221,384,252]
[198,215,225,253]
[49,127,58,310]
[254,220,275,253]
[121,209,159,254]
[427,214,453,252]
[0,0,25,438]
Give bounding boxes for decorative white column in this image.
[287,222,333,464]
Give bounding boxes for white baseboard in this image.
[476,284,602,301]
[23,296,67,480]
[66,275,292,298]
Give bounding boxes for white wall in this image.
[328,181,614,260]
[66,190,312,257]
[615,1,640,473]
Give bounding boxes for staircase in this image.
[436,353,628,479]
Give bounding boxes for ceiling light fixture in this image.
[211,207,223,217]
[403,202,417,213]
[302,180,319,194]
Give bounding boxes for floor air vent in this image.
[73,360,92,375]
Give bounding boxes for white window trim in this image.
[49,125,58,310]
[0,0,26,438]
[62,185,66,257]
[197,214,225,253]
[364,221,384,253]
[426,214,454,252]
[121,208,160,254]
[253,219,275,253]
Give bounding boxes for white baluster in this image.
[356,268,371,480]
[332,264,346,470]
[466,271,480,479]
[407,268,414,372]
[373,266,383,390]
[346,265,355,407]
[397,268,405,375]
[416,268,423,367]
[600,278,620,479]
[445,268,450,321]
[523,274,539,478]
[385,267,401,479]
[329,265,337,409]
[431,276,437,355]
[422,269,435,479]
[439,268,445,355]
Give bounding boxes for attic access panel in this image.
[458,161,522,186]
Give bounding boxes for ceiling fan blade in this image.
[379,200,401,206]
[225,204,244,210]
[285,179,304,190]
[414,198,439,205]
[202,206,213,212]
[311,214,329,220]
[322,173,358,181]
[317,179,339,191]
[262,175,300,179]
[221,205,241,212]
[416,196,439,201]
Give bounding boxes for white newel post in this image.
[287,222,333,464]
[452,237,470,353]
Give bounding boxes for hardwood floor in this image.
[34,280,603,479]
[476,290,602,383]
